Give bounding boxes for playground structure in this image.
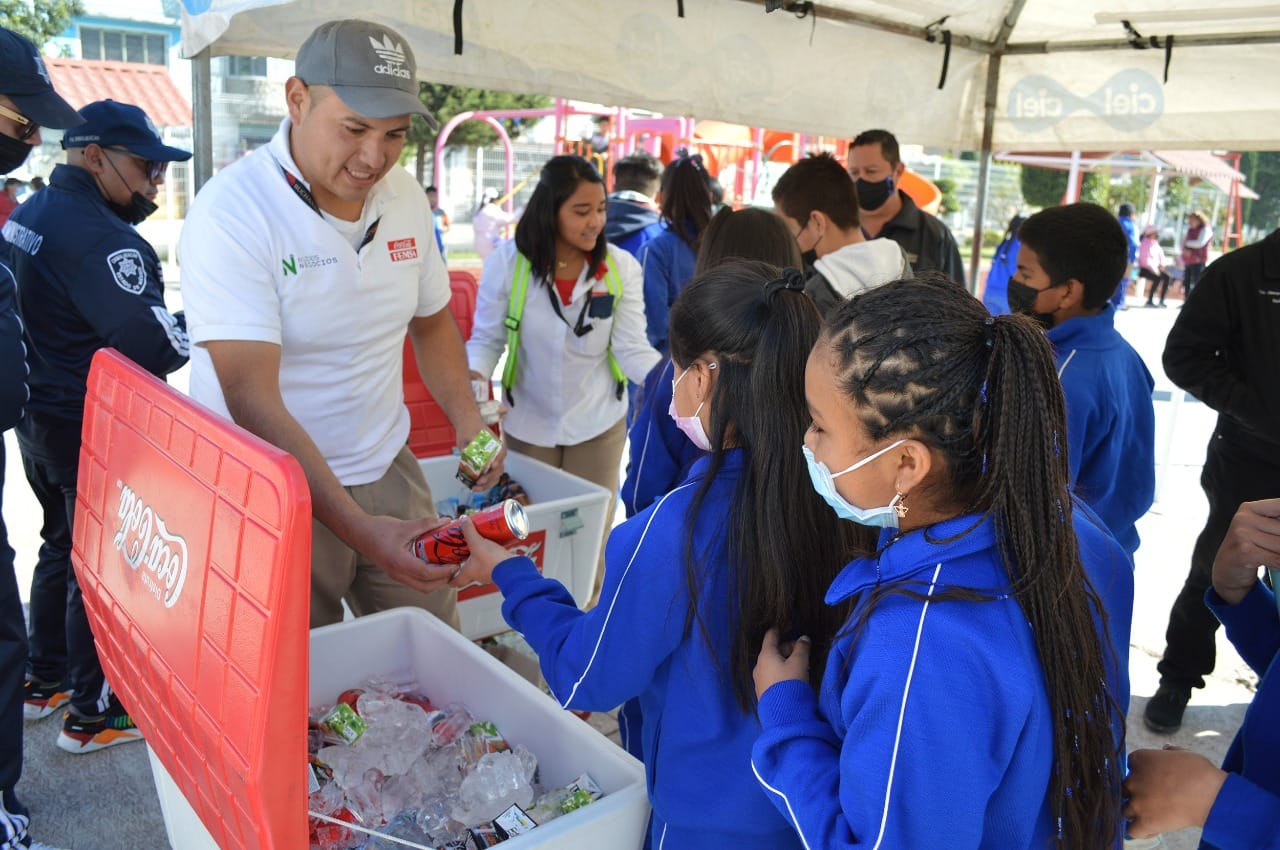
[434,98,943,215]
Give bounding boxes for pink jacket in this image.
[1139,236,1166,272]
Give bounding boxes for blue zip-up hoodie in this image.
[621,359,703,518]
[1047,304,1155,558]
[493,449,804,850]
[1200,582,1280,849]
[638,224,697,353]
[752,507,1133,849]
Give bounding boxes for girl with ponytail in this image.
[753,273,1134,849]
[453,260,858,849]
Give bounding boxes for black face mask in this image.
[0,132,32,174]
[854,177,895,212]
[1006,279,1056,329]
[101,152,159,225]
[800,248,818,270]
[106,191,158,226]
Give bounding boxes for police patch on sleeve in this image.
[107,248,147,294]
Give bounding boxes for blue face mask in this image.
[802,440,907,528]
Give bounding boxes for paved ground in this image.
[6,289,1255,848]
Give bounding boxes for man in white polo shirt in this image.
[179,19,501,628]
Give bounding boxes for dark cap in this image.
[295,19,438,129]
[0,27,83,129]
[62,100,192,161]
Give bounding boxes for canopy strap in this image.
[453,0,464,55]
[677,0,684,17]
[1123,19,1175,83]
[926,16,952,89]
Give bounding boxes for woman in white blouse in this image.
[468,155,660,601]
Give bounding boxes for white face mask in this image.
[668,363,715,452]
[803,439,907,527]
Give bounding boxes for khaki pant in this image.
[310,445,459,630]
[506,417,626,607]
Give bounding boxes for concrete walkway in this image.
[4,292,1255,849]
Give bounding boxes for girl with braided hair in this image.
[753,273,1134,849]
[453,260,859,849]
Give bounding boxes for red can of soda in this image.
[411,499,529,565]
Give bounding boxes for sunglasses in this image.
[106,147,168,182]
[0,103,39,141]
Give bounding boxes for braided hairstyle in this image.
[821,273,1122,850]
[668,260,861,709]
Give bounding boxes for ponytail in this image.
[821,273,1122,850]
[669,261,861,710]
[660,155,714,251]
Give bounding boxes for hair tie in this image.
[982,316,995,348]
[764,268,808,299]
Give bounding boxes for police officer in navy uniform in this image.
[7,99,190,756]
[0,25,84,850]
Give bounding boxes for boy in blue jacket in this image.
[1007,203,1156,560]
[753,276,1132,849]
[454,262,857,849]
[1124,497,1280,848]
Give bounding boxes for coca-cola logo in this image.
[112,481,189,608]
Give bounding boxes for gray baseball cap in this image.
[295,19,438,129]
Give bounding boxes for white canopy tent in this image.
[178,0,1280,282]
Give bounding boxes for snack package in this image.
[457,429,503,488]
[318,702,367,745]
[559,773,604,814]
[492,804,536,839]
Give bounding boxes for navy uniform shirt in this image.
[867,190,966,287]
[4,163,188,459]
[0,240,26,433]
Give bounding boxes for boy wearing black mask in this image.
[1010,202,1155,563]
[0,25,83,850]
[846,129,965,286]
[6,98,190,757]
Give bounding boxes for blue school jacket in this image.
[1048,305,1155,559]
[1201,582,1280,849]
[752,506,1133,849]
[493,449,804,849]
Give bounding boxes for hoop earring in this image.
[890,491,908,519]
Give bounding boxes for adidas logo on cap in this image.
[369,34,410,79]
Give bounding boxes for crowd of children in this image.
[447,147,1280,850]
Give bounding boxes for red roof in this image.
[44,57,191,128]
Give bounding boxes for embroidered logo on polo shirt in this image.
[370,35,410,79]
[281,253,339,275]
[107,248,147,294]
[387,237,418,262]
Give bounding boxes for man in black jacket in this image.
[1144,229,1280,734]
[0,25,83,850]
[7,99,190,756]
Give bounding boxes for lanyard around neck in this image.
[281,166,381,252]
[545,278,594,337]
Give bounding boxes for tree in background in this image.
[1020,165,1069,208]
[0,0,84,48]
[934,177,960,215]
[1241,151,1280,236]
[406,83,551,184]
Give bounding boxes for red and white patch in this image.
[387,237,418,262]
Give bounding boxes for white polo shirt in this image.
[179,118,451,485]
[468,240,659,447]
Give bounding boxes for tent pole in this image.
[191,48,213,194]
[969,52,1001,294]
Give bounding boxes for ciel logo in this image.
[370,35,410,79]
[1007,69,1164,132]
[112,481,189,609]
